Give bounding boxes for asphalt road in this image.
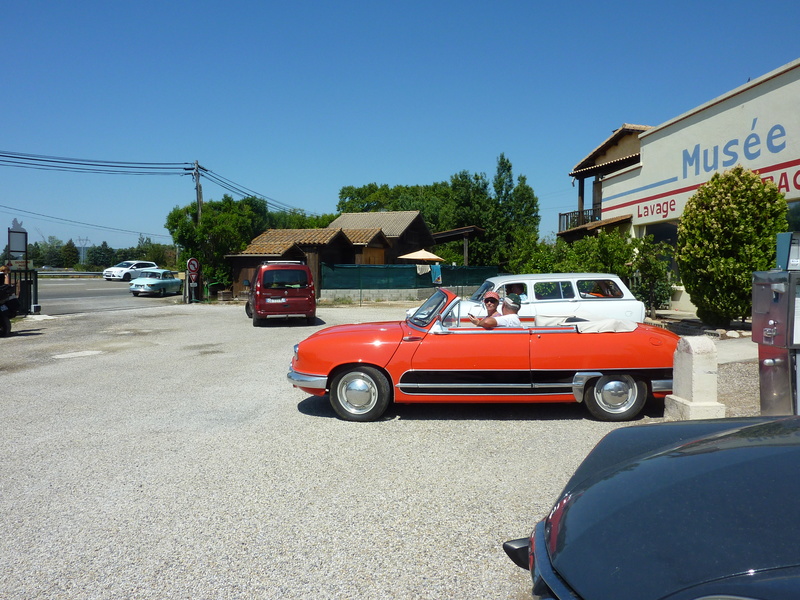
[2,301,649,599]
[36,277,183,315]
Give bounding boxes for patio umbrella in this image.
[397,249,444,261]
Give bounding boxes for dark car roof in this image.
[548,417,800,600]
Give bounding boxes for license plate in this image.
[267,298,285,303]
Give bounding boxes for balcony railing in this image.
[558,208,601,232]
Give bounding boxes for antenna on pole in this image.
[76,236,91,264]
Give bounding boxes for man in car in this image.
[469,294,522,328]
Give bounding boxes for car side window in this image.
[533,281,573,300]
[502,283,529,301]
[577,279,624,298]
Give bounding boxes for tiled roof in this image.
[241,229,341,254]
[560,213,633,235]
[342,228,387,245]
[571,123,652,174]
[570,153,641,177]
[327,211,422,237]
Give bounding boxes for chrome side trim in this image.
[571,371,603,403]
[651,379,673,393]
[399,382,532,390]
[287,368,327,390]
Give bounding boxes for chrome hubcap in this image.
[338,372,377,414]
[594,375,637,413]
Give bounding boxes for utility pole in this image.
[193,161,204,222]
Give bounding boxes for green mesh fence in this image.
[321,264,497,289]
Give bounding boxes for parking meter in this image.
[753,233,800,415]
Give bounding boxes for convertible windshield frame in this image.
[469,280,495,302]
[408,289,449,328]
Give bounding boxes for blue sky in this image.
[2,0,799,250]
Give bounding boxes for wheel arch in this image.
[572,371,653,403]
[328,362,394,400]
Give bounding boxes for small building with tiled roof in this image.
[327,211,435,263]
[340,228,391,264]
[227,228,355,298]
[226,211,435,297]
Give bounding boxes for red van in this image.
[245,262,316,326]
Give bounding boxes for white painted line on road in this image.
[53,350,105,359]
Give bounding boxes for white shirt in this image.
[493,313,521,327]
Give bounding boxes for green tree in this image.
[87,242,116,268]
[336,154,539,268]
[337,183,394,213]
[552,230,636,282]
[447,170,496,264]
[493,153,540,268]
[40,236,64,267]
[676,165,787,327]
[630,235,674,319]
[165,195,271,287]
[61,239,80,268]
[28,242,42,266]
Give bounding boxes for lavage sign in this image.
[600,59,800,227]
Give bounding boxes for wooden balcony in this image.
[558,208,601,232]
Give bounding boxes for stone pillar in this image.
[664,335,727,420]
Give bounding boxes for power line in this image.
[198,167,321,215]
[0,203,172,239]
[0,149,321,215]
[0,150,192,175]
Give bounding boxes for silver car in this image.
[129,269,182,297]
[103,261,157,282]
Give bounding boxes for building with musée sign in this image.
[560,58,800,246]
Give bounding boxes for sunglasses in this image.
[484,298,498,304]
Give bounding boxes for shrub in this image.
[676,165,787,328]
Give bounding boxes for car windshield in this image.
[142,272,159,279]
[408,289,448,327]
[115,261,135,268]
[469,281,495,302]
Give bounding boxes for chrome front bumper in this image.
[287,367,328,390]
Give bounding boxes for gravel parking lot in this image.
[2,302,759,599]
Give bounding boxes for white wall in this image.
[601,58,800,227]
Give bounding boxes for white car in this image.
[103,261,158,282]
[409,273,646,323]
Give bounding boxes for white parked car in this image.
[103,261,158,282]
[409,273,646,323]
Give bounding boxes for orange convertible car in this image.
[287,288,679,422]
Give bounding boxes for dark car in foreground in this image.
[504,416,800,600]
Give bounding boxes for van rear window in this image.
[262,269,308,289]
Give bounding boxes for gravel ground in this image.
[1,302,761,599]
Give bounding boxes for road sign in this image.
[187,258,199,274]
[190,273,198,283]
